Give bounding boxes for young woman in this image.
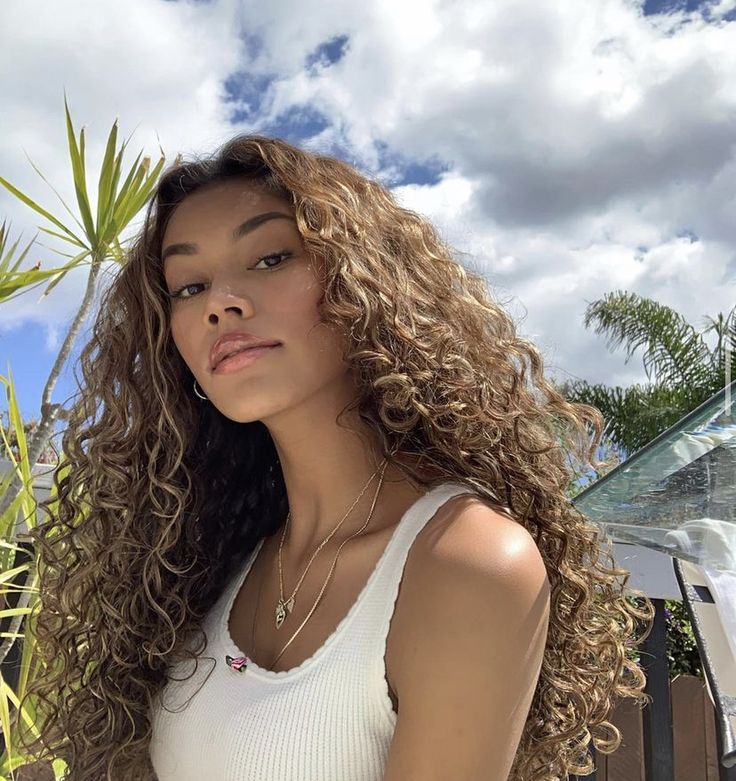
[20,136,653,780]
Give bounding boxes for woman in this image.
[19,136,654,780]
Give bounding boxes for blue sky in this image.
[1,0,735,452]
[645,0,736,15]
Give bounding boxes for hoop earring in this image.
[193,378,208,401]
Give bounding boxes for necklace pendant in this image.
[285,596,295,614]
[275,600,287,629]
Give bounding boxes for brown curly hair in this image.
[16,135,654,780]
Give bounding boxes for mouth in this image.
[211,343,281,374]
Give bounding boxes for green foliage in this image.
[0,221,74,305]
[0,370,43,775]
[0,94,166,779]
[664,599,702,679]
[561,290,734,454]
[0,93,167,290]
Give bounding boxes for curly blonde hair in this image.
[17,135,654,780]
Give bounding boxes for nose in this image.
[207,303,244,324]
[203,282,255,323]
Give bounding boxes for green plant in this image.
[0,93,166,524]
[0,94,166,778]
[0,221,73,306]
[0,367,51,777]
[664,599,702,679]
[562,290,735,454]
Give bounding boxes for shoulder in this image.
[402,490,551,658]
[384,492,551,779]
[411,491,549,589]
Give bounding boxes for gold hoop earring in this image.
[193,378,208,401]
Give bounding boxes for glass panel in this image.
[573,381,736,573]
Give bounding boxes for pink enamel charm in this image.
[225,654,249,672]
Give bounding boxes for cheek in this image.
[304,312,350,374]
[272,271,324,329]
[169,316,193,362]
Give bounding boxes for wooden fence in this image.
[573,674,724,781]
[571,598,736,781]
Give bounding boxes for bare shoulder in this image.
[384,493,552,780]
[412,491,548,584]
[401,490,551,652]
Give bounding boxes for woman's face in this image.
[161,178,351,424]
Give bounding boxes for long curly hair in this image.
[17,135,654,780]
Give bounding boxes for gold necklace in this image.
[252,459,387,671]
[274,458,388,630]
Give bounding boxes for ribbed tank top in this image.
[149,481,476,781]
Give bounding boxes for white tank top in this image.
[149,481,476,780]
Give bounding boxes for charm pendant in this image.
[275,596,295,629]
[225,654,249,672]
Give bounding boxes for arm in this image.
[382,501,551,781]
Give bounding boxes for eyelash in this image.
[167,251,293,300]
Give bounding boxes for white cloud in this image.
[0,0,248,325]
[1,0,734,391]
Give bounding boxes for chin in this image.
[219,402,282,425]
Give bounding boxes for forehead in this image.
[162,179,296,245]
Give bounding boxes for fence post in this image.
[641,597,674,780]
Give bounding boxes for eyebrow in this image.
[161,211,296,262]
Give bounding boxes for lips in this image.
[213,343,280,374]
[210,334,282,370]
[217,344,266,365]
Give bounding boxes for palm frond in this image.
[562,379,704,454]
[583,290,711,388]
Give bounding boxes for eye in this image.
[253,250,292,270]
[167,251,293,300]
[167,282,205,301]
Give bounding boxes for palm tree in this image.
[559,290,735,455]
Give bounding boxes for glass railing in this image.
[573,380,736,574]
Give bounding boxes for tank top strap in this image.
[355,480,480,647]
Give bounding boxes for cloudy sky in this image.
[1,0,734,435]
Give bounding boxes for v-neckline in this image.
[218,481,460,681]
